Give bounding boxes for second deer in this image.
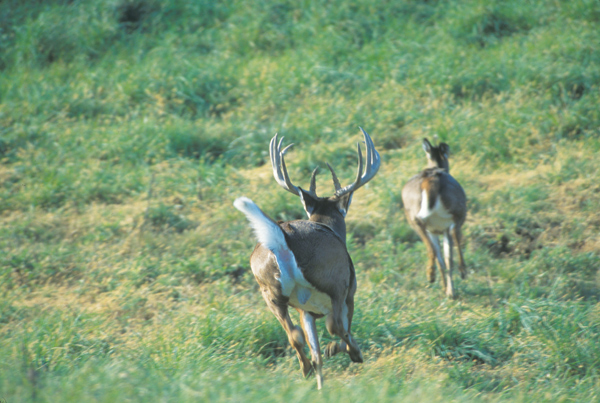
[401,138,467,299]
[234,128,380,389]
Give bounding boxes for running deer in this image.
[234,128,380,389]
[401,138,467,299]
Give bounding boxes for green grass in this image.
[1,0,600,401]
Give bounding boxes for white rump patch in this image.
[417,190,453,233]
[289,285,332,316]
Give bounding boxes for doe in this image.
[401,138,467,298]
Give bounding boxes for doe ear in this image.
[439,142,450,159]
[298,188,320,218]
[422,138,433,156]
[335,192,353,217]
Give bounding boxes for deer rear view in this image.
[401,138,467,299]
[234,128,380,389]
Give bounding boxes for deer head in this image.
[269,127,380,241]
[422,137,450,172]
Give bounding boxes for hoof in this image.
[446,289,458,300]
[349,350,364,363]
[302,363,314,378]
[427,267,436,283]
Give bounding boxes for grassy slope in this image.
[1,0,599,401]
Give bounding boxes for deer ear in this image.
[439,143,450,159]
[422,138,433,156]
[336,193,353,217]
[299,188,319,218]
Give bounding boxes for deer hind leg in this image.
[413,220,437,283]
[443,229,457,299]
[324,282,357,360]
[265,296,313,378]
[324,297,363,363]
[425,230,455,298]
[452,225,467,279]
[299,311,323,390]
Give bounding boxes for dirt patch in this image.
[474,221,543,259]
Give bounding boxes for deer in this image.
[233,128,380,389]
[401,138,467,299]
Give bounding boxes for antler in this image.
[270,128,379,199]
[329,127,381,198]
[270,134,300,196]
[270,134,321,197]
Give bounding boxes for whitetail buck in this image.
[234,128,380,389]
[401,138,467,299]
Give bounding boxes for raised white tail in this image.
[234,196,307,297]
[234,197,287,252]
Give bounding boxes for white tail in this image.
[234,196,305,297]
[234,197,286,252]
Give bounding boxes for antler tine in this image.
[363,128,376,170]
[309,167,319,195]
[326,163,342,192]
[269,134,300,196]
[354,141,365,187]
[360,126,381,182]
[334,127,381,197]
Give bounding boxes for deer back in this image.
[403,168,466,224]
[250,220,352,299]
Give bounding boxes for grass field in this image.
[1,0,599,401]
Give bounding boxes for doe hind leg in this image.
[412,219,438,283]
[426,230,455,298]
[452,225,467,279]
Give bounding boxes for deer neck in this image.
[427,159,449,172]
[309,213,347,244]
